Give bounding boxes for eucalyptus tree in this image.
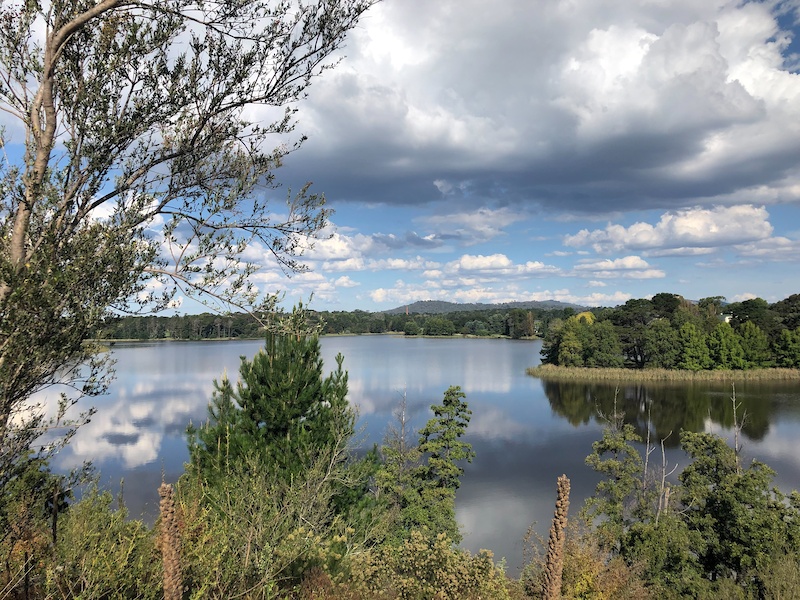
[0,0,378,511]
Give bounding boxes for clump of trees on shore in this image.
[541,293,800,370]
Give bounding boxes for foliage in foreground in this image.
[8,329,800,598]
[295,530,512,600]
[578,403,800,599]
[522,522,652,600]
[44,487,160,600]
[11,412,800,599]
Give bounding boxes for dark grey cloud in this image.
[264,0,800,216]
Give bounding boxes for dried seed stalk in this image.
[542,474,570,600]
[159,482,182,600]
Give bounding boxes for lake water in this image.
[45,336,800,574]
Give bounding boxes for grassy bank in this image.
[527,364,800,382]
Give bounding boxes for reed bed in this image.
[526,364,800,382]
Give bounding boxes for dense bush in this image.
[542,293,800,370]
[578,409,800,599]
[44,486,160,600]
[334,530,511,600]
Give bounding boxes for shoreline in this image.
[90,332,540,343]
[527,364,800,382]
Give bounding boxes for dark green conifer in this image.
[188,333,354,483]
[377,386,475,543]
[707,322,746,370]
[774,327,800,368]
[677,323,712,371]
[737,320,771,368]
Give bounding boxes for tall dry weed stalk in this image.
[159,482,182,600]
[542,474,570,600]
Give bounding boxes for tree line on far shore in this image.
[95,293,800,367]
[541,293,800,370]
[93,306,548,340]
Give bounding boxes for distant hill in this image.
[382,299,587,315]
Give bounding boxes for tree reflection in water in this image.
[542,379,780,446]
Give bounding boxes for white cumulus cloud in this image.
[573,255,665,279]
[564,205,773,254]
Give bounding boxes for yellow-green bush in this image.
[175,450,372,598]
[521,524,650,600]
[43,486,161,599]
[328,530,511,600]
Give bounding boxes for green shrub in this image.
[44,485,160,599]
[334,530,510,600]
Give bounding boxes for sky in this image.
[247,0,800,312]
[9,0,800,313]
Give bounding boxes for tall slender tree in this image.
[377,386,475,543]
[0,0,378,523]
[416,386,475,542]
[418,386,475,492]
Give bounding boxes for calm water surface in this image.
[46,336,800,573]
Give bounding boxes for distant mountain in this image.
[382,299,587,315]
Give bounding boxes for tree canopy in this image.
[540,292,800,371]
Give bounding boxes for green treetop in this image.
[377,386,475,544]
[418,386,476,491]
[677,322,712,371]
[707,322,746,370]
[774,327,800,368]
[188,332,354,484]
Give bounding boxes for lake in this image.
[45,336,800,574]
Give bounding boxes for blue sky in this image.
[7,0,800,313]
[249,0,800,312]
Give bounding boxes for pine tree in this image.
[583,398,650,551]
[737,321,771,368]
[707,322,746,370]
[186,375,244,484]
[418,386,476,492]
[378,386,475,543]
[188,333,354,483]
[677,323,712,371]
[416,386,475,542]
[774,327,800,368]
